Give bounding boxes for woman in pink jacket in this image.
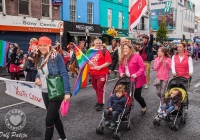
[119,43,147,115]
[154,47,171,99]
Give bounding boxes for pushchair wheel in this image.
[96,126,104,135]
[170,124,175,130]
[153,119,157,125]
[126,123,133,130]
[174,125,179,131]
[113,132,122,140]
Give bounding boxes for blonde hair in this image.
[114,84,125,93]
[119,43,136,66]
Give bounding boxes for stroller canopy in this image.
[167,77,189,91]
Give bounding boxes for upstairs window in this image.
[87,2,93,24]
[19,0,29,15]
[42,0,50,17]
[70,0,76,22]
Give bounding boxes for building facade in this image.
[149,0,195,41]
[60,0,101,48]
[100,0,129,44]
[0,0,63,52]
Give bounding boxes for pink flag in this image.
[129,0,147,29]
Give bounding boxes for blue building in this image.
[60,0,101,48]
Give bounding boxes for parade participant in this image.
[154,47,171,100]
[106,39,118,53]
[139,28,154,89]
[35,36,71,140]
[171,43,193,82]
[88,38,112,111]
[194,43,199,62]
[118,43,147,115]
[109,37,127,75]
[9,47,21,80]
[69,41,85,78]
[25,38,38,82]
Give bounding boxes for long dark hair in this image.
[34,49,48,69]
[159,47,170,58]
[12,47,18,54]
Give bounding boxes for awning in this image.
[114,34,134,40]
[68,31,102,37]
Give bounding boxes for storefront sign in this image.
[52,0,63,6]
[75,25,94,31]
[0,15,63,33]
[151,1,167,6]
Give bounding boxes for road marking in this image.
[194,83,200,88]
[86,78,118,87]
[0,102,26,110]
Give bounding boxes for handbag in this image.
[46,75,65,101]
[153,78,161,86]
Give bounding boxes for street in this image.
[0,62,200,140]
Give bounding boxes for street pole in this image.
[85,27,89,49]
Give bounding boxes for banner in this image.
[150,8,176,31]
[0,77,45,109]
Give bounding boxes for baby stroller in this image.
[96,77,135,140]
[153,77,189,131]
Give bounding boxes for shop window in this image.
[87,2,93,24]
[118,11,122,29]
[108,9,112,27]
[42,0,50,17]
[0,0,3,12]
[70,0,76,22]
[19,0,29,15]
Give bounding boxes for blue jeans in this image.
[161,102,175,113]
[104,109,120,124]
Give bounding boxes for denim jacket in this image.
[36,54,71,95]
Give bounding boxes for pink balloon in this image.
[60,101,70,116]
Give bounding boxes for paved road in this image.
[0,62,200,140]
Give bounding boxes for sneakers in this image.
[108,123,116,130]
[70,75,74,78]
[157,107,162,114]
[144,84,149,89]
[95,102,100,108]
[58,138,67,140]
[96,104,104,111]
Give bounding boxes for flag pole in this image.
[147,0,150,36]
[73,43,96,67]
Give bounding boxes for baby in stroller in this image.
[160,88,182,117]
[104,84,127,129]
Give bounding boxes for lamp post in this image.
[85,27,89,49]
[59,22,64,50]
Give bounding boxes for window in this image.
[0,0,3,12]
[108,9,112,27]
[118,12,122,29]
[19,0,29,15]
[119,0,122,3]
[87,2,93,24]
[70,0,76,22]
[42,0,50,17]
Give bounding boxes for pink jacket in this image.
[119,54,146,88]
[154,57,171,81]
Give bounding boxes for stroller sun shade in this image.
[167,77,189,91]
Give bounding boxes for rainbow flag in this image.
[73,47,100,95]
[73,64,90,95]
[74,45,99,69]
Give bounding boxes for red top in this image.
[174,52,189,78]
[140,48,147,61]
[89,49,112,75]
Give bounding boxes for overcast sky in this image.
[192,0,200,17]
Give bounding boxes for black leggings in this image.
[42,93,66,140]
[26,70,37,82]
[134,86,146,108]
[10,72,19,80]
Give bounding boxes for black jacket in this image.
[10,53,21,66]
[109,47,120,71]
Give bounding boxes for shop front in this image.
[0,15,62,52]
[63,21,101,49]
[101,27,133,45]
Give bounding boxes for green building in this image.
[100,0,130,44]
